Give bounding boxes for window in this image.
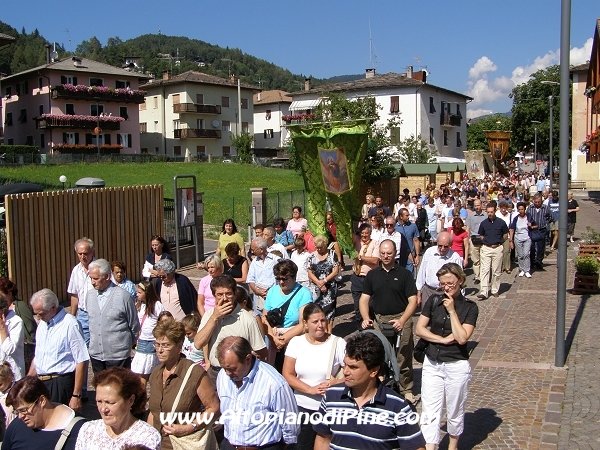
[197,145,206,156]
[222,146,231,156]
[39,105,44,116]
[115,80,130,89]
[40,133,45,148]
[16,83,20,96]
[174,146,182,156]
[140,101,147,111]
[172,94,180,105]
[61,76,77,85]
[266,110,271,120]
[5,112,12,126]
[90,104,104,116]
[197,119,204,129]
[241,98,248,109]
[390,96,399,114]
[119,106,128,120]
[173,120,180,130]
[5,86,11,97]
[118,133,132,148]
[429,97,436,113]
[7,139,13,145]
[140,122,147,133]
[25,135,33,145]
[264,129,273,139]
[65,132,76,144]
[222,121,230,132]
[456,104,462,118]
[86,133,104,146]
[18,109,27,123]
[66,104,75,115]
[155,147,159,154]
[22,81,28,95]
[429,127,434,144]
[89,77,103,87]
[141,148,148,154]
[457,132,462,147]
[443,130,449,146]
[196,94,204,104]
[38,77,43,90]
[242,122,248,133]
[153,97,158,109]
[390,127,400,145]
[154,121,159,132]
[222,96,230,107]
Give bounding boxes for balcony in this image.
[440,113,462,127]
[173,103,221,114]
[51,84,146,104]
[36,114,123,130]
[174,128,222,139]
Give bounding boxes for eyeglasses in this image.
[437,244,450,249]
[275,277,291,282]
[439,281,457,289]
[385,224,395,227]
[153,342,174,350]
[158,274,169,280]
[13,397,41,417]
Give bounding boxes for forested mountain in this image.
[0,21,361,92]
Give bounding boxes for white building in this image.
[139,70,258,158]
[253,90,292,149]
[288,68,472,159]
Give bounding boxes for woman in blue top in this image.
[262,259,312,372]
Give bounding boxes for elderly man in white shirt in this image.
[28,288,88,411]
[416,231,463,308]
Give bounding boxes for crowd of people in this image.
[0,168,580,450]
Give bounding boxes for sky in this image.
[3,0,597,118]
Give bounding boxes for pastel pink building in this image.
[1,55,148,154]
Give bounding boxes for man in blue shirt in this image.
[477,201,509,300]
[396,208,421,274]
[314,333,425,450]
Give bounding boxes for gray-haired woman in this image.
[151,259,198,321]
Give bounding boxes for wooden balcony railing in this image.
[174,128,222,139]
[173,103,222,114]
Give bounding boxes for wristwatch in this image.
[191,422,199,431]
[72,394,82,399]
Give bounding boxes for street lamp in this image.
[59,175,67,190]
[541,80,560,188]
[532,120,541,170]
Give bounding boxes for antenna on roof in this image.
[64,29,72,53]
[368,19,379,71]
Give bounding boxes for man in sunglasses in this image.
[416,231,463,308]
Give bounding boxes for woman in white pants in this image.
[416,263,479,450]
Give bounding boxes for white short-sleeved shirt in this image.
[285,334,346,410]
[67,263,94,312]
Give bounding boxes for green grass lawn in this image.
[0,162,305,226]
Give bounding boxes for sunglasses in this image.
[275,277,291,282]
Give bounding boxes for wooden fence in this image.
[5,185,164,304]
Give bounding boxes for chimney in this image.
[407,66,413,78]
[162,70,171,81]
[413,70,427,83]
[45,44,51,64]
[304,78,311,91]
[365,68,375,78]
[257,92,262,102]
[230,75,237,83]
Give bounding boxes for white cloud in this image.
[466,40,590,118]
[570,38,592,65]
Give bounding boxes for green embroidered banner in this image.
[288,120,369,258]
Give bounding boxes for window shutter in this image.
[390,96,399,114]
[117,134,121,145]
[86,134,92,145]
[73,77,77,86]
[63,132,67,143]
[75,133,80,145]
[61,76,67,84]
[128,134,132,148]
[104,134,111,145]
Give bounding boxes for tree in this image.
[509,64,570,161]
[230,131,254,164]
[394,134,437,163]
[467,114,512,151]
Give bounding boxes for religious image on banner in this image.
[464,150,485,179]
[319,148,350,194]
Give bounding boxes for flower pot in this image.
[578,243,600,259]
[572,272,599,294]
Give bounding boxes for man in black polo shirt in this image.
[359,240,419,402]
[477,201,509,300]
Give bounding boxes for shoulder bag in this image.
[413,295,441,363]
[169,364,218,450]
[54,416,85,450]
[266,286,300,328]
[325,336,344,380]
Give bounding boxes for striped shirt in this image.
[217,357,299,446]
[526,203,553,229]
[313,383,425,450]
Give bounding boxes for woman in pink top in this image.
[450,217,469,268]
[196,254,223,316]
[286,206,308,238]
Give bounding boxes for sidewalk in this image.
[179,193,599,449]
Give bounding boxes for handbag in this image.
[54,416,85,450]
[413,295,441,363]
[266,287,300,328]
[325,336,344,380]
[169,363,218,450]
[530,227,546,242]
